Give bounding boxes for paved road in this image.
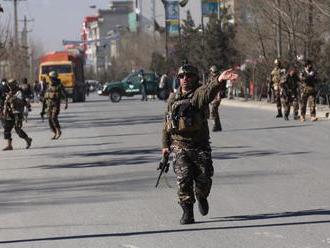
[0,94,330,248]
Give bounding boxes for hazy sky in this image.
[0,0,201,51]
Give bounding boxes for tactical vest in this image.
[8,91,25,114]
[166,92,203,133]
[45,84,61,101]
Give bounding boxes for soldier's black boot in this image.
[293,114,299,120]
[55,129,62,139]
[197,198,209,216]
[284,115,289,121]
[180,203,195,225]
[25,137,32,149]
[275,111,283,118]
[2,139,13,151]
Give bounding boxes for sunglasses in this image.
[178,73,194,79]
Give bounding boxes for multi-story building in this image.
[81,1,134,76]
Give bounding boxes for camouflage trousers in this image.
[274,89,282,113]
[48,105,61,133]
[210,98,221,128]
[171,142,214,205]
[3,114,29,140]
[281,94,299,117]
[300,91,316,117]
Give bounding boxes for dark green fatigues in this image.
[300,69,317,118]
[280,72,300,119]
[2,90,30,141]
[271,66,283,116]
[162,77,225,205]
[42,78,67,135]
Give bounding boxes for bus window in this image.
[41,65,72,74]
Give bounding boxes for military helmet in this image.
[49,70,58,78]
[274,58,281,66]
[209,65,219,75]
[7,79,18,90]
[177,64,199,78]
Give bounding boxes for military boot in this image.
[197,198,209,216]
[51,132,57,140]
[275,111,283,118]
[55,129,62,139]
[300,115,306,122]
[284,115,289,121]
[2,139,13,151]
[25,137,32,149]
[311,116,318,122]
[180,203,195,225]
[293,114,300,120]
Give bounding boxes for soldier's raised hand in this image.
[218,69,238,82]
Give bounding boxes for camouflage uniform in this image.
[208,65,226,132]
[271,65,284,117]
[299,64,318,121]
[162,67,224,207]
[1,80,32,150]
[41,75,68,139]
[280,69,300,120]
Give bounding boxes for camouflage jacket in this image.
[43,79,67,108]
[2,89,26,119]
[300,69,317,92]
[162,77,225,148]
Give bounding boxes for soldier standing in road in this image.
[208,65,226,132]
[280,67,300,120]
[299,60,318,122]
[1,79,32,151]
[271,59,284,118]
[139,69,147,101]
[41,71,68,140]
[161,64,238,224]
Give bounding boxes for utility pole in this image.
[276,0,282,58]
[20,15,34,80]
[4,0,26,48]
[4,0,26,78]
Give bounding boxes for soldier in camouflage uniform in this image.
[161,64,238,224]
[280,67,300,120]
[299,60,318,122]
[1,79,32,151]
[271,59,284,118]
[209,65,226,132]
[41,71,68,139]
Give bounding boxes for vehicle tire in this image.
[110,91,122,103]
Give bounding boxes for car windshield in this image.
[42,65,72,74]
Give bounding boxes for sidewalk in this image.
[221,97,330,119]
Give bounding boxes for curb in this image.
[221,98,330,118]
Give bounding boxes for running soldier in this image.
[1,79,32,150]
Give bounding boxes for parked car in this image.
[98,71,169,102]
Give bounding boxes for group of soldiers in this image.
[0,70,68,151]
[270,59,318,122]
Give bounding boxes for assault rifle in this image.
[155,153,170,188]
